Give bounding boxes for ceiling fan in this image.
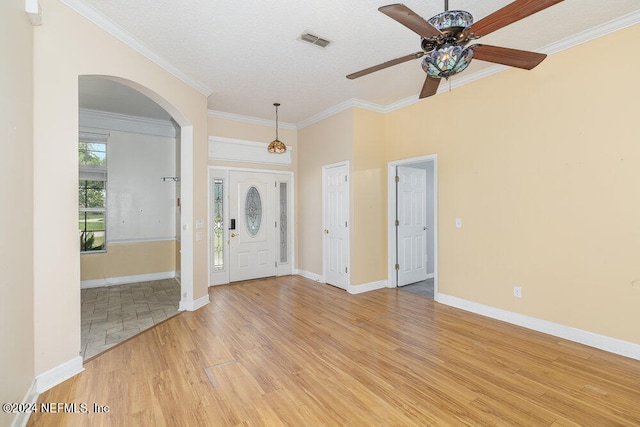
[347,0,564,98]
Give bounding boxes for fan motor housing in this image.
[421,10,475,53]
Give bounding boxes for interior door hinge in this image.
[345,221,348,227]
[275,261,277,268]
[395,264,399,271]
[395,219,399,226]
[345,267,348,274]
[344,176,347,182]
[395,176,399,183]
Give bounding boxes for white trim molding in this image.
[348,280,388,295]
[208,110,296,131]
[297,98,386,129]
[436,293,640,361]
[296,270,324,283]
[35,356,84,393]
[80,108,176,138]
[178,293,210,312]
[80,271,175,289]
[59,0,211,96]
[10,379,38,427]
[208,136,292,166]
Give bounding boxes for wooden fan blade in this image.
[419,76,441,99]
[346,52,424,79]
[470,0,564,36]
[472,45,546,70]
[379,4,442,39]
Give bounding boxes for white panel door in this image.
[229,171,276,282]
[323,163,349,289]
[397,166,428,286]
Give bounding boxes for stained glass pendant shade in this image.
[267,103,286,154]
[421,10,475,79]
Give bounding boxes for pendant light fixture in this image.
[267,103,286,154]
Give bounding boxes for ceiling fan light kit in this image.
[347,0,564,99]
[267,103,287,154]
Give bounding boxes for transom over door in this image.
[397,166,428,286]
[229,171,276,282]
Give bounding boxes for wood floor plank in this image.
[28,275,640,426]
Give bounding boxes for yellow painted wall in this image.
[297,110,353,276]
[0,2,35,424]
[80,241,176,281]
[352,108,387,286]
[33,0,208,376]
[384,24,640,344]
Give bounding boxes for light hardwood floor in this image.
[29,275,640,426]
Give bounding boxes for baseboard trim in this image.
[80,271,175,288]
[436,293,640,361]
[10,379,38,427]
[348,280,388,294]
[426,273,435,279]
[35,356,84,393]
[178,294,210,311]
[296,269,324,283]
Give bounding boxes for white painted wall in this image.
[107,130,177,241]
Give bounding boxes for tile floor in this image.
[398,277,434,298]
[80,279,181,360]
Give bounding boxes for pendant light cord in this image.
[275,104,279,140]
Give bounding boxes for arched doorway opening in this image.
[77,75,195,358]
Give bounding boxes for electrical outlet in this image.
[513,286,522,298]
[455,218,462,228]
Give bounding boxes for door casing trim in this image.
[387,155,438,296]
[207,166,295,286]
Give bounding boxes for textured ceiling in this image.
[73,0,640,125]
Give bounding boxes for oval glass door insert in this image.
[245,186,262,236]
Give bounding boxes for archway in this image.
[78,75,195,357]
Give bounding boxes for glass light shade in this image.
[428,10,473,31]
[267,139,287,154]
[421,45,474,79]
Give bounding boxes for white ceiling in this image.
[72,0,640,125]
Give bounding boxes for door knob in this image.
[324,229,329,234]
[423,227,427,231]
[231,233,239,237]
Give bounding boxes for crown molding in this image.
[207,110,296,131]
[542,8,640,56]
[297,98,386,129]
[80,108,176,138]
[60,0,211,97]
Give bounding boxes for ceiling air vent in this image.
[299,32,332,48]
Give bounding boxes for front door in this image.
[397,166,428,286]
[229,171,276,282]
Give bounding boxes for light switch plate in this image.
[455,218,462,228]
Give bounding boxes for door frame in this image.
[207,166,295,285]
[387,155,438,296]
[322,160,350,289]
